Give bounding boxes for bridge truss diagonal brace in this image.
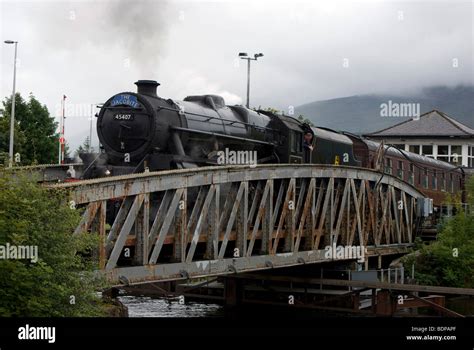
[246,179,272,257]
[73,201,100,236]
[106,194,145,270]
[218,182,247,259]
[149,188,185,265]
[186,184,217,263]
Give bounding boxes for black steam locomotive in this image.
[87,80,359,178]
[85,79,465,213]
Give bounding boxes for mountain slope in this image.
[295,86,474,134]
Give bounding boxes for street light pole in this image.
[246,58,250,109]
[4,40,18,167]
[239,52,264,108]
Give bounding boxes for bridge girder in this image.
[51,165,425,285]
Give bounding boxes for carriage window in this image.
[423,169,428,189]
[397,161,404,180]
[408,164,414,185]
[441,173,446,191]
[432,170,437,190]
[385,158,392,175]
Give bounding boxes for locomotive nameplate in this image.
[114,113,134,121]
[110,94,140,108]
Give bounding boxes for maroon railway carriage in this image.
[345,135,465,208]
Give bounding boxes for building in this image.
[363,110,474,168]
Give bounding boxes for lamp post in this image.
[238,52,264,108]
[58,95,67,164]
[4,40,18,167]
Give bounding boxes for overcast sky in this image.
[0,0,472,151]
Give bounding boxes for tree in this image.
[64,141,71,160]
[75,136,93,156]
[0,171,107,316]
[1,93,59,165]
[403,176,474,288]
[298,115,314,127]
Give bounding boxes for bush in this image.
[403,176,474,288]
[0,171,107,316]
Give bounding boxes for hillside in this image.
[294,86,474,134]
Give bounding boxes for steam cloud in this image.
[105,0,170,77]
[25,0,171,78]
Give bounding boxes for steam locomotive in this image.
[84,80,465,214]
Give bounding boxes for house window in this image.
[469,146,474,168]
[441,173,446,191]
[409,145,420,154]
[397,160,404,180]
[422,145,433,157]
[437,145,449,163]
[432,170,437,190]
[450,174,454,193]
[450,145,462,165]
[385,158,392,175]
[408,164,414,185]
[423,169,428,189]
[391,144,404,150]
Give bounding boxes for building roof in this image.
[364,110,474,138]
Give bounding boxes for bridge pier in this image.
[224,277,244,308]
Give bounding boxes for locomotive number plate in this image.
[114,113,134,121]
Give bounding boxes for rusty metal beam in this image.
[149,189,184,264]
[103,245,412,285]
[52,165,424,204]
[106,194,144,270]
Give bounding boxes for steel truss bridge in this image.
[51,164,425,285]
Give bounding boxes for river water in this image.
[119,294,474,318]
[119,295,224,317]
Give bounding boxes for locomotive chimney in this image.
[135,80,160,97]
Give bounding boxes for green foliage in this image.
[0,172,107,316]
[264,107,281,114]
[297,115,314,127]
[403,176,474,288]
[261,108,315,127]
[75,136,93,156]
[1,93,58,165]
